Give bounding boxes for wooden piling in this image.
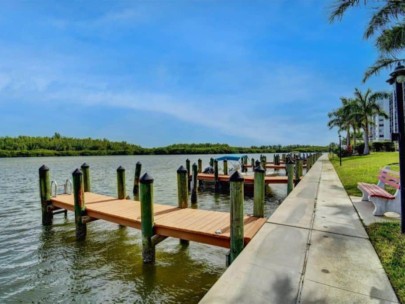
[295,157,303,185]
[81,163,91,192]
[177,166,189,245]
[253,165,265,217]
[133,161,142,200]
[140,173,155,263]
[209,157,214,167]
[198,159,202,173]
[117,166,126,199]
[282,154,286,163]
[286,157,295,195]
[214,160,219,191]
[229,171,245,265]
[186,159,191,191]
[251,158,254,168]
[223,160,228,175]
[177,166,188,208]
[39,165,53,225]
[191,163,198,204]
[72,168,86,240]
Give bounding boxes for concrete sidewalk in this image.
[200,155,399,303]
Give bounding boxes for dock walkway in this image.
[51,193,266,248]
[200,155,399,303]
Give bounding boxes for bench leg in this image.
[369,197,387,216]
[357,186,369,201]
[386,193,401,215]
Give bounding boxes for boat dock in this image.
[197,173,298,184]
[50,192,266,249]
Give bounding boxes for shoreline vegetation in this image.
[0,134,328,158]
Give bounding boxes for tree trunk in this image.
[363,120,370,155]
[346,129,350,147]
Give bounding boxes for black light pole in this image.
[387,63,405,234]
[339,134,342,166]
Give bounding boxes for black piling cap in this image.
[229,171,244,182]
[72,168,82,176]
[136,161,141,166]
[192,162,197,168]
[39,165,49,172]
[81,163,89,168]
[177,165,187,173]
[254,165,265,173]
[117,165,125,172]
[255,160,261,167]
[140,172,154,184]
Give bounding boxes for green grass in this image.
[330,152,404,303]
[366,222,405,302]
[329,152,399,196]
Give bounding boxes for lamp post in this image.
[339,134,342,166]
[387,63,405,234]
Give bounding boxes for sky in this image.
[0,0,394,147]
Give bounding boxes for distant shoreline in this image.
[0,135,328,158]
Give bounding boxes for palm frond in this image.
[329,0,362,22]
[362,56,403,82]
[375,24,405,53]
[365,1,405,38]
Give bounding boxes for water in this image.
[0,154,286,303]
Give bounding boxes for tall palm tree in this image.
[341,97,362,147]
[352,88,390,154]
[330,0,405,81]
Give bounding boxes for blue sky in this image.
[0,0,392,147]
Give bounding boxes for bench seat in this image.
[358,182,395,200]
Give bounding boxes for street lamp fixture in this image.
[387,63,405,234]
[339,134,342,166]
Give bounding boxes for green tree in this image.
[330,0,405,81]
[352,88,389,154]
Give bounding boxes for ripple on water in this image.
[0,154,284,303]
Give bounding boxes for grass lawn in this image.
[330,152,404,303]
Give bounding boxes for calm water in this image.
[0,154,286,303]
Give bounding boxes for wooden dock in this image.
[198,173,297,184]
[51,192,267,248]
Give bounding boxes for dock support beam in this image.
[117,166,126,199]
[253,165,265,218]
[133,161,142,200]
[229,171,245,265]
[73,169,86,240]
[177,166,189,245]
[39,165,53,226]
[191,163,198,204]
[223,160,228,175]
[186,159,191,191]
[198,159,202,173]
[140,173,155,263]
[286,156,295,195]
[81,163,91,192]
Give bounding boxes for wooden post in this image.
[251,158,254,168]
[81,163,91,192]
[286,156,295,195]
[177,166,189,245]
[253,165,265,217]
[229,171,245,265]
[133,161,142,200]
[295,157,303,185]
[214,160,219,191]
[198,159,202,173]
[223,160,228,175]
[191,163,198,204]
[209,157,214,167]
[282,154,286,163]
[140,173,155,263]
[177,166,188,208]
[39,165,53,225]
[72,168,86,240]
[186,159,191,191]
[117,166,126,199]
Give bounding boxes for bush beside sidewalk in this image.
[330,152,405,303]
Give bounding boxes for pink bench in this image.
[358,167,401,216]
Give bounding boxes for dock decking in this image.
[51,192,267,248]
[197,173,297,184]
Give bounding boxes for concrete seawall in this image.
[200,155,398,303]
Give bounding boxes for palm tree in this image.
[352,88,390,154]
[330,0,405,81]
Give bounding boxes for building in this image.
[369,97,391,141]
